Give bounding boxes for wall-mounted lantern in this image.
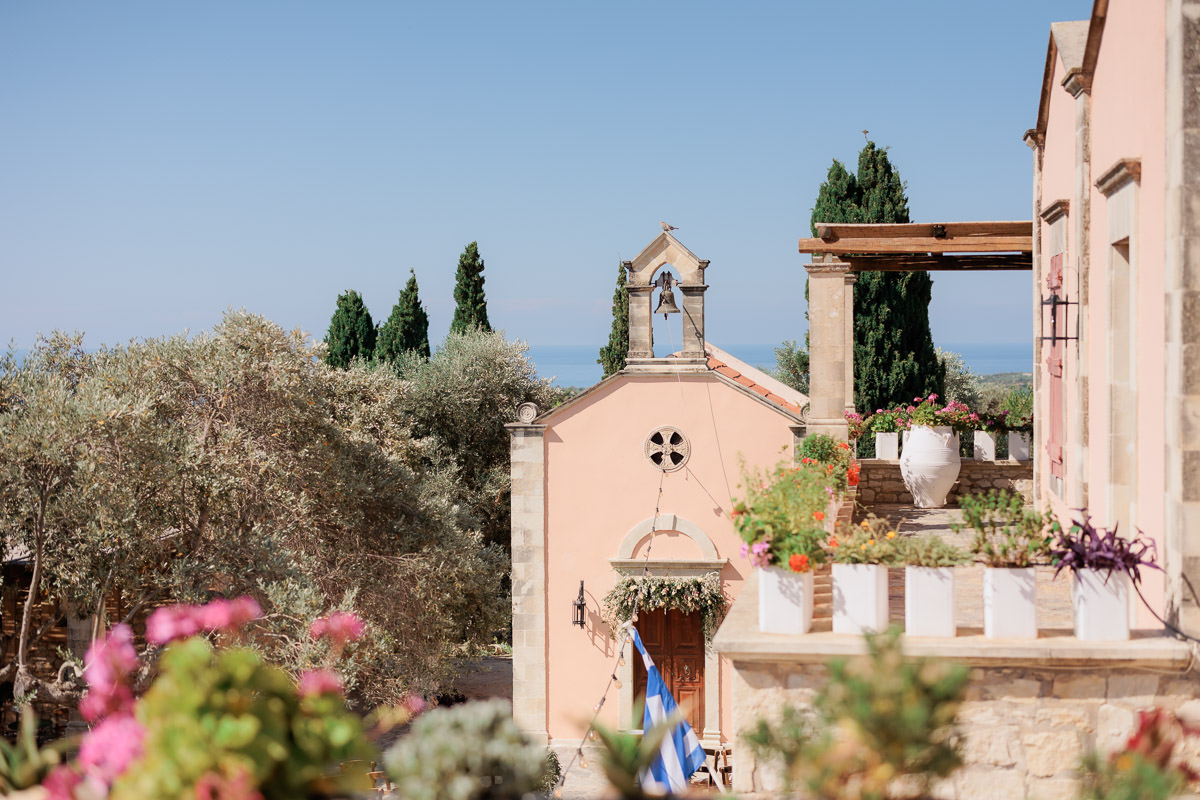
[572,581,586,628]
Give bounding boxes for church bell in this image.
[654,286,680,318]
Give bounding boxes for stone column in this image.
[844,273,857,414]
[805,259,849,441]
[1164,0,1200,636]
[627,280,654,360]
[679,284,707,358]
[1066,74,1092,511]
[64,604,96,734]
[507,419,548,743]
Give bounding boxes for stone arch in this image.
[615,513,719,560]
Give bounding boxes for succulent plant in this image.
[1050,515,1161,584]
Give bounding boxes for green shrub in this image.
[745,627,969,800]
[383,700,553,800]
[953,490,1052,568]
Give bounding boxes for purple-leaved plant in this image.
[1050,516,1162,584]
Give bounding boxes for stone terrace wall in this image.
[732,660,1200,799]
[857,460,1034,507]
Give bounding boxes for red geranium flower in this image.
[788,553,810,573]
[813,511,825,521]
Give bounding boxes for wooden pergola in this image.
[797,221,1033,441]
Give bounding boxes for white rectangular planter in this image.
[833,563,888,635]
[983,567,1037,638]
[973,431,996,461]
[1008,432,1031,461]
[1073,569,1130,641]
[758,566,814,635]
[875,431,899,460]
[905,566,956,637]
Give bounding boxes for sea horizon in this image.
[527,341,1034,389]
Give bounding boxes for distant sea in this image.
[527,341,1033,389]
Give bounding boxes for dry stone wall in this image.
[856,460,1034,507]
[731,659,1200,799]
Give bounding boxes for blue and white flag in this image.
[629,627,707,794]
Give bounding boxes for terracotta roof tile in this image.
[706,350,805,417]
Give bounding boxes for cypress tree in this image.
[323,289,376,368]
[377,269,432,363]
[809,140,943,412]
[450,241,491,334]
[597,260,629,378]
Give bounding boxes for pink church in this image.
[506,233,807,785]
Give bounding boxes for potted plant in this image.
[869,408,904,460]
[899,395,961,508]
[733,460,833,635]
[973,413,1005,461]
[1007,413,1033,461]
[955,490,1052,639]
[1050,515,1161,641]
[828,518,900,635]
[897,535,969,638]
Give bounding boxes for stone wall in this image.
[731,659,1200,800]
[857,460,1034,507]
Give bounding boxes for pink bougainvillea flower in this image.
[78,713,145,785]
[309,611,366,646]
[402,694,428,715]
[42,765,84,800]
[81,624,139,721]
[195,765,264,800]
[198,596,263,633]
[298,669,344,697]
[145,605,202,645]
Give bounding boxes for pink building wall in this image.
[1035,1,1167,622]
[541,374,797,741]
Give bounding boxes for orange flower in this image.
[828,537,839,549]
[813,511,825,521]
[837,442,851,450]
[788,553,810,573]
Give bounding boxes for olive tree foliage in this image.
[772,339,810,395]
[935,348,982,410]
[0,313,509,707]
[394,330,557,553]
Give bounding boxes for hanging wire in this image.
[553,471,668,797]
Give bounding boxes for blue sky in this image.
[1,1,1084,353]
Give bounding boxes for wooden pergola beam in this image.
[841,253,1033,271]
[800,221,1032,255]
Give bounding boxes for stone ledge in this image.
[713,570,1193,670]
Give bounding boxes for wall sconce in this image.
[572,581,586,628]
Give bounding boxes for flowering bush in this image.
[1079,708,1200,800]
[845,411,868,441]
[732,460,835,571]
[799,434,855,493]
[827,518,901,566]
[602,574,727,644]
[40,598,391,800]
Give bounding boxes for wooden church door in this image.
[633,607,705,734]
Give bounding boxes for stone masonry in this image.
[856,459,1034,507]
[730,658,1200,800]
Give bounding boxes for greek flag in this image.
[629,627,707,794]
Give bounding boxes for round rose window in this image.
[644,426,690,472]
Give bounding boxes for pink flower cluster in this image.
[49,625,147,799]
[298,669,344,697]
[309,611,366,647]
[739,540,772,568]
[80,624,138,722]
[146,596,263,645]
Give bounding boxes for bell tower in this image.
[622,232,710,373]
